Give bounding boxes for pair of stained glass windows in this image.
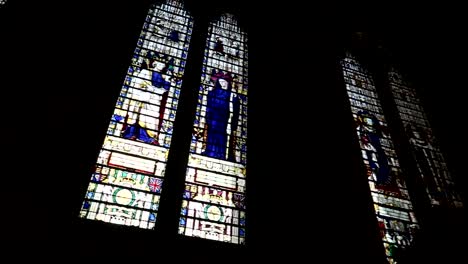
[341,53,463,263]
[79,0,248,245]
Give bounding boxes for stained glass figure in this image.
[179,13,248,244]
[388,70,463,208]
[79,0,193,229]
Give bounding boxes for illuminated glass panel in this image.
[341,55,418,263]
[79,0,193,229]
[179,14,248,244]
[388,70,463,208]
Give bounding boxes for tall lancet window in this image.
[79,0,193,229]
[388,70,463,208]
[341,55,418,263]
[179,14,248,244]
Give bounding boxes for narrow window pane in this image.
[179,13,248,244]
[79,0,193,229]
[389,70,463,208]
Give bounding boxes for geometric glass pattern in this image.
[388,69,463,208]
[79,0,193,229]
[341,54,419,263]
[179,13,248,244]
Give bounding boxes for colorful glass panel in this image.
[179,13,248,244]
[388,70,463,208]
[79,0,193,229]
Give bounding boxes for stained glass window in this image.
[341,54,419,263]
[178,13,248,244]
[79,0,193,229]
[388,70,463,208]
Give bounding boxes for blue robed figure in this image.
[202,70,233,159]
[356,110,391,186]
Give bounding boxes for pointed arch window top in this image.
[166,0,185,8]
[220,13,238,25]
